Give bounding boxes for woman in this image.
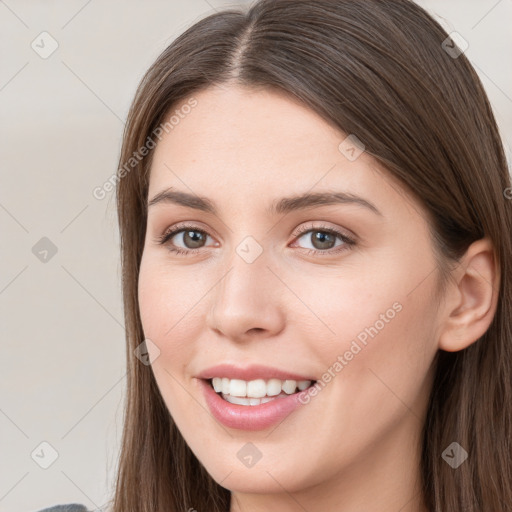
[41,0,512,510]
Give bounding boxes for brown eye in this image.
[301,230,338,250]
[156,222,355,257]
[292,225,355,255]
[175,229,207,249]
[157,224,216,255]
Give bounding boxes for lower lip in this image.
[199,378,309,431]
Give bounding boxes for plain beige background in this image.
[1,1,511,511]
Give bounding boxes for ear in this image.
[438,237,500,352]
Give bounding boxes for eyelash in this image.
[154,222,356,257]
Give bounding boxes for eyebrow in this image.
[148,188,383,217]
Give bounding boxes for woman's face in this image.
[138,84,441,506]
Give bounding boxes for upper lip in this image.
[197,363,316,382]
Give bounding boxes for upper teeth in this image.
[211,377,312,397]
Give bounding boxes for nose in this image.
[205,247,286,343]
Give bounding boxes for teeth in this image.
[229,379,247,397]
[266,379,282,396]
[211,377,313,397]
[297,380,311,391]
[247,379,267,397]
[223,395,278,406]
[282,380,297,394]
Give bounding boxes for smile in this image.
[200,377,318,430]
[210,377,314,406]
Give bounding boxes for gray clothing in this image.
[36,505,89,512]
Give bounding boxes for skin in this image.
[137,84,499,512]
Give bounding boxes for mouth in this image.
[206,377,318,406]
[199,376,319,430]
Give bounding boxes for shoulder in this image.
[35,505,90,512]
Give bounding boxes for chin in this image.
[202,457,318,495]
[215,471,293,494]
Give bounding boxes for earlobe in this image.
[438,237,500,352]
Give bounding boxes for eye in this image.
[154,222,356,257]
[155,223,217,256]
[290,223,356,256]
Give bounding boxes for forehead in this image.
[147,85,423,221]
[154,84,340,166]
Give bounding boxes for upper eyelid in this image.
[293,222,354,238]
[160,222,215,241]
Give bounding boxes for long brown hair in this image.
[111,1,512,510]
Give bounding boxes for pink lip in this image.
[196,363,316,381]
[199,378,311,430]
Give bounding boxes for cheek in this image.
[137,256,205,421]
[282,251,427,356]
[289,253,438,417]
[310,273,438,441]
[137,255,205,404]
[138,253,204,342]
